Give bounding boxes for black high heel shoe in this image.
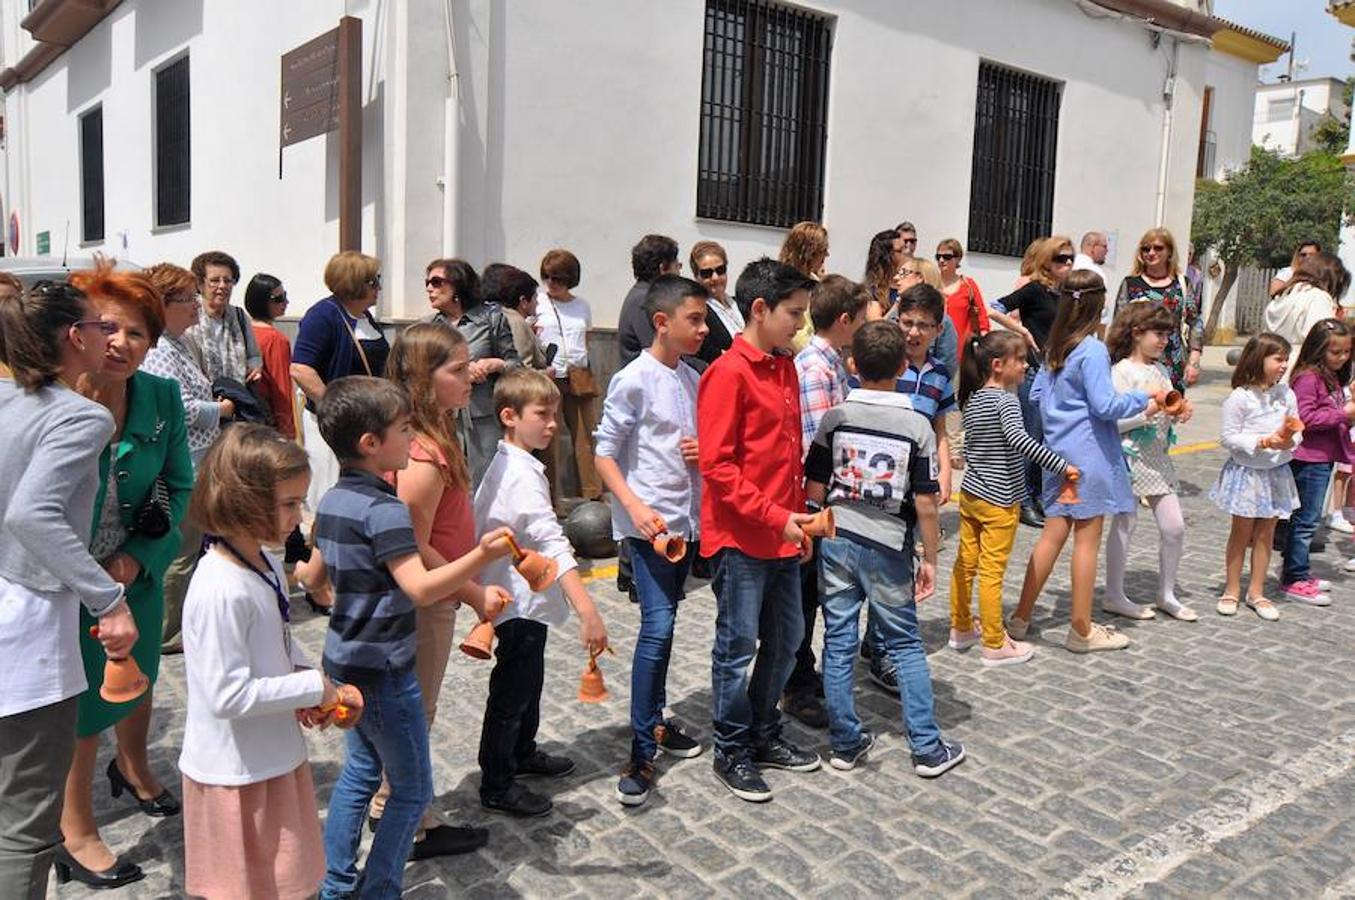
[107,758,180,817]
[53,847,144,889]
[304,593,332,617]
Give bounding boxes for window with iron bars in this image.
[697,0,832,228]
[80,106,104,243]
[155,55,190,227]
[968,62,1061,258]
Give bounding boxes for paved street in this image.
[66,351,1355,898]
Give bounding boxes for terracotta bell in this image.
[652,532,687,563]
[501,534,559,592]
[1278,416,1305,441]
[89,626,149,704]
[460,619,497,660]
[578,652,610,704]
[1056,466,1081,505]
[1155,389,1185,416]
[321,684,364,728]
[802,508,836,539]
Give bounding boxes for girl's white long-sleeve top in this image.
[1219,384,1301,470]
[179,549,325,786]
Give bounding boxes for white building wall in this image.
[2,0,1209,327]
[1204,50,1260,179]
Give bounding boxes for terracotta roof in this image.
[1211,16,1290,52]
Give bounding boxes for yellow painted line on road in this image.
[580,564,618,584]
[1169,440,1220,456]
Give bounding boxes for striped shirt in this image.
[317,469,420,684]
[960,388,1068,507]
[850,355,954,422]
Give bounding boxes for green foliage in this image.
[1192,145,1355,267]
[1310,80,1353,156]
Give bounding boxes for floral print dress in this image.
[1113,275,1203,393]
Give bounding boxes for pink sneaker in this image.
[948,627,980,651]
[981,637,1035,667]
[1281,580,1332,607]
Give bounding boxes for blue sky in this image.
[1215,0,1352,82]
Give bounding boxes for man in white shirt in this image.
[1073,231,1110,335]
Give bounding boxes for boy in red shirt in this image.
[698,257,819,802]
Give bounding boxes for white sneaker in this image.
[1344,557,1355,573]
[1330,512,1354,534]
[948,627,980,651]
[1102,595,1156,620]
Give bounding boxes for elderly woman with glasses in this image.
[691,240,743,363]
[243,273,295,439]
[183,251,262,385]
[423,257,519,486]
[1113,228,1203,393]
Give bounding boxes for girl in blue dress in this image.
[1007,271,1152,653]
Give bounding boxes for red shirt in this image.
[944,276,990,358]
[698,334,805,560]
[252,323,296,439]
[385,437,475,563]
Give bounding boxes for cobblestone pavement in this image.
[65,357,1355,898]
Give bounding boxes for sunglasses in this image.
[269,293,289,305]
[697,264,728,279]
[900,237,918,245]
[935,253,957,262]
[1053,254,1076,264]
[425,275,449,289]
[74,319,119,335]
[1140,244,1167,254]
[544,275,572,285]
[366,275,382,289]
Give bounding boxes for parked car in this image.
[0,255,141,287]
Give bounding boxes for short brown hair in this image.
[1232,332,1291,389]
[493,368,559,420]
[189,423,310,542]
[1106,302,1175,364]
[779,221,829,278]
[0,272,22,297]
[317,376,411,462]
[937,238,964,262]
[144,262,198,303]
[324,251,382,303]
[69,260,166,344]
[190,251,240,284]
[689,240,727,272]
[809,274,869,332]
[540,249,581,289]
[852,320,907,382]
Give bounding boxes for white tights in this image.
[1105,493,1186,608]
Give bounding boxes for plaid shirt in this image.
[795,335,850,460]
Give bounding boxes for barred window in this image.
[155,55,190,227]
[80,106,104,243]
[697,0,832,228]
[968,62,1061,258]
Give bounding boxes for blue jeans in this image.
[710,549,803,760]
[1017,364,1044,508]
[818,537,942,756]
[321,667,432,900]
[628,538,691,762]
[1282,460,1333,584]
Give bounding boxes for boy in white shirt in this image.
[474,369,609,817]
[594,275,709,807]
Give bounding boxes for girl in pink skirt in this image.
[179,425,355,899]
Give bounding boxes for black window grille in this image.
[968,62,1061,258]
[697,0,832,228]
[155,55,190,227]
[80,107,104,243]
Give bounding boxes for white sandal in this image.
[1156,599,1198,622]
[1216,595,1239,616]
[1102,595,1156,620]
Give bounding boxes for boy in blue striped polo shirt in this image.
[301,376,513,899]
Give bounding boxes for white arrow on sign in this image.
[284,91,291,109]
[283,123,292,140]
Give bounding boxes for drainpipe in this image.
[1153,35,1179,226]
[440,0,460,257]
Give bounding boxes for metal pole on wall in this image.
[338,15,362,252]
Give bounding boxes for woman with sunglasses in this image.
[0,280,140,899]
[993,236,1077,528]
[423,257,520,487]
[936,239,1031,359]
[1112,228,1203,392]
[692,240,744,363]
[243,274,296,439]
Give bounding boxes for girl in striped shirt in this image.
[948,330,1071,667]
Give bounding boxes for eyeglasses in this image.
[366,275,382,289]
[900,238,918,246]
[696,264,728,279]
[935,253,957,262]
[544,275,572,285]
[73,319,118,335]
[166,292,200,305]
[205,276,236,287]
[897,318,936,333]
[897,268,921,279]
[1053,254,1076,264]
[1139,244,1167,254]
[425,276,449,290]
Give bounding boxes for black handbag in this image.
[134,475,172,539]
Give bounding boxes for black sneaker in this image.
[616,758,655,807]
[753,736,821,772]
[655,719,703,759]
[830,730,876,771]
[713,754,772,802]
[1019,506,1045,528]
[481,783,553,817]
[912,740,966,778]
[616,573,634,593]
[409,824,489,859]
[517,750,575,779]
[868,661,900,696]
[780,691,828,729]
[858,640,873,662]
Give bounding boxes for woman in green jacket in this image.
[56,266,194,889]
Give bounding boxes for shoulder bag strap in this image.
[330,299,373,376]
